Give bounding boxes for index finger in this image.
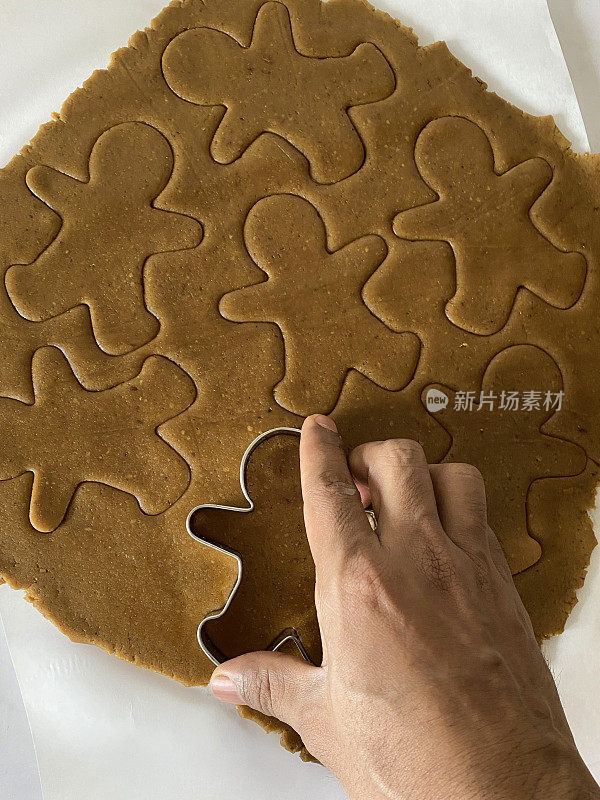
[300,415,373,571]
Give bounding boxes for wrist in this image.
[482,739,599,800]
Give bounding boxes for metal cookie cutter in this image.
[186,426,315,667]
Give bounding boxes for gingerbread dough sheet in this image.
[0,0,599,760]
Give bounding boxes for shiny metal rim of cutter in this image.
[185,426,316,667]
[186,425,377,667]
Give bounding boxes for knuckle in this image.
[310,470,358,500]
[303,473,360,532]
[375,438,427,467]
[243,668,284,717]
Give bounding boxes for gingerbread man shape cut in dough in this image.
[0,347,196,532]
[393,117,586,335]
[187,428,321,665]
[423,345,586,574]
[6,122,202,355]
[220,194,420,415]
[162,1,395,184]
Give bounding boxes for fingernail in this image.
[210,674,245,705]
[313,414,337,432]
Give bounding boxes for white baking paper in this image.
[548,0,600,153]
[0,1,597,798]
[0,614,42,800]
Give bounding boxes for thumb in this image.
[210,651,322,730]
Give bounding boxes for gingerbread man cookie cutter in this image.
[186,426,315,667]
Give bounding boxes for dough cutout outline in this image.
[161,0,396,184]
[5,121,203,356]
[421,343,588,574]
[0,346,196,532]
[393,116,587,335]
[220,192,421,415]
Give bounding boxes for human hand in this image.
[210,415,599,800]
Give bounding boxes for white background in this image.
[1,1,600,798]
